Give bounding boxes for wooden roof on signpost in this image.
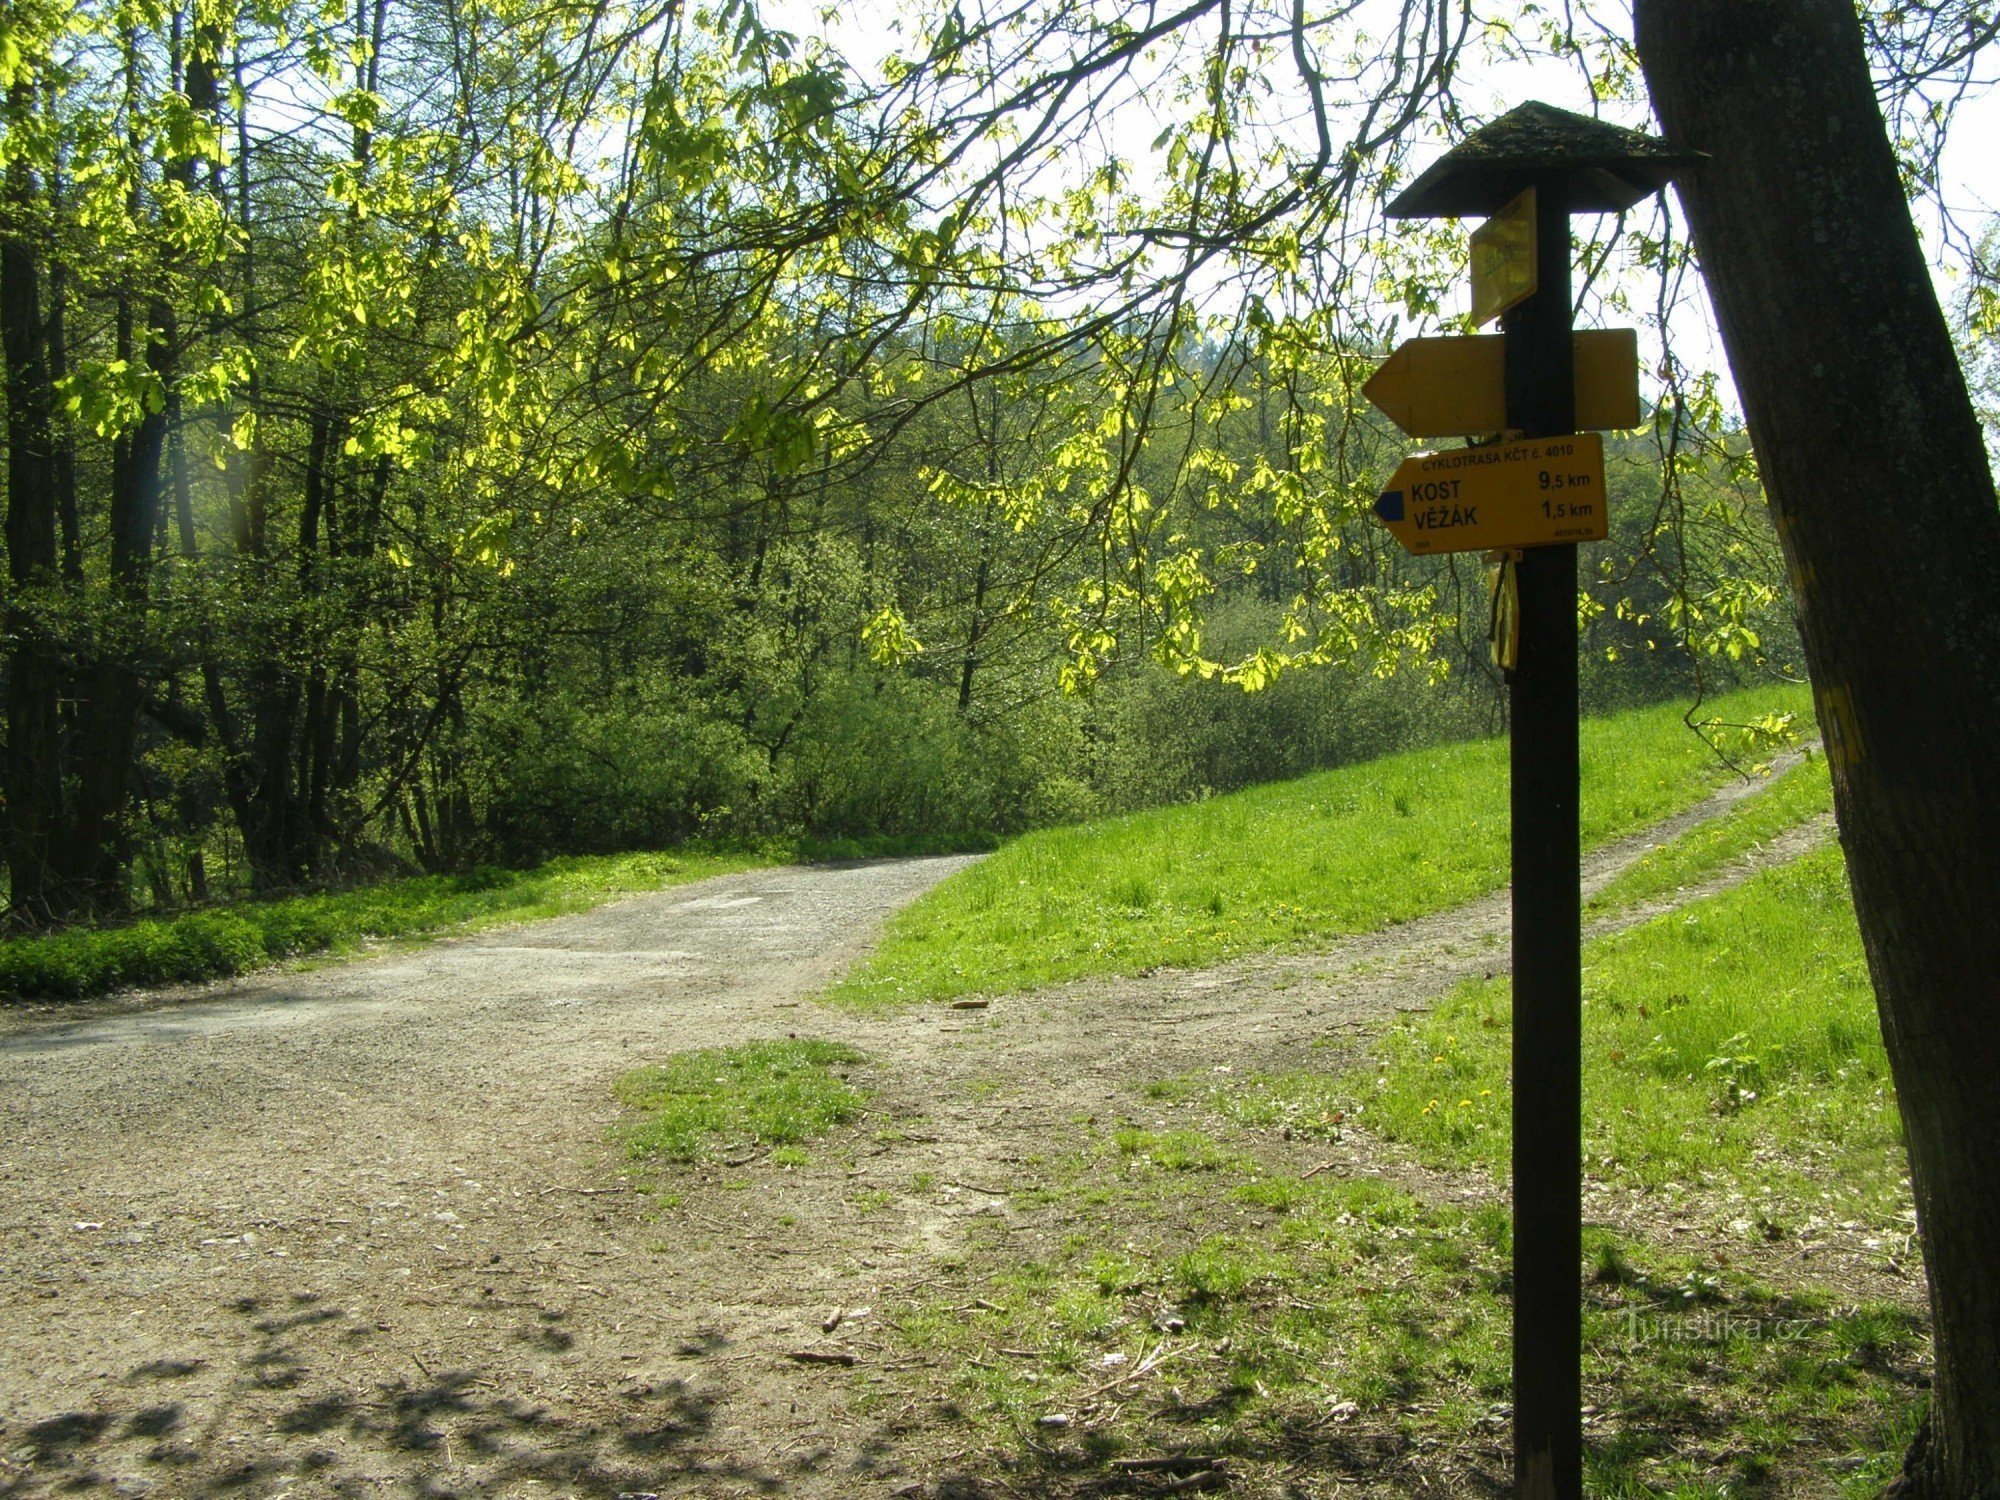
[1386,100,1703,219]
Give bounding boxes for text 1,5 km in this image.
[1539,466,1596,522]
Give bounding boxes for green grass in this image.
[1588,751,1834,915]
[0,846,788,1003]
[830,684,1813,1007]
[1359,842,1901,1212]
[897,1164,1922,1496]
[1110,1126,1247,1173]
[614,1039,868,1164]
[877,728,1919,1492]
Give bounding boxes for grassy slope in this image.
[1237,839,1901,1217]
[1588,751,1833,915]
[831,683,1814,1007]
[0,847,778,1002]
[894,754,1915,1497]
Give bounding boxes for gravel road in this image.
[0,856,976,1498]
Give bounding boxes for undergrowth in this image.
[0,848,786,1002]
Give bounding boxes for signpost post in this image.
[1377,101,1699,1500]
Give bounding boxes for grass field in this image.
[888,787,1918,1496]
[830,684,1814,1007]
[1226,839,1900,1216]
[1588,751,1833,915]
[896,1168,1921,1497]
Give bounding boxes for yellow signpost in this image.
[1372,434,1607,555]
[1470,186,1538,326]
[1363,329,1641,438]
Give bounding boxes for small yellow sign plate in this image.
[1373,433,1607,556]
[1470,186,1537,327]
[1363,329,1641,438]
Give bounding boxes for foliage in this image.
[0,0,1804,935]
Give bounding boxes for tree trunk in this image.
[244,669,301,892]
[71,298,172,914]
[1634,4,2000,1493]
[0,82,70,928]
[45,238,80,583]
[959,551,989,713]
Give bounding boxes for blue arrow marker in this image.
[1375,489,1405,523]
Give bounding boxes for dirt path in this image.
[0,858,978,1498]
[0,777,1855,1499]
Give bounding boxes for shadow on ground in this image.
[1,1283,811,1498]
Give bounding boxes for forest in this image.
[0,0,1810,927]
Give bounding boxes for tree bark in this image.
[71,297,171,914]
[45,233,80,583]
[1634,4,2000,1493]
[0,81,70,928]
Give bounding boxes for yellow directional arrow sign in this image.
[1373,434,1607,556]
[1363,329,1640,439]
[1470,186,1537,326]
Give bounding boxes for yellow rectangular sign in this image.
[1470,186,1537,326]
[1373,434,1607,556]
[1362,329,1641,438]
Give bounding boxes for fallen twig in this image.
[1110,1455,1223,1474]
[1077,1342,1184,1401]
